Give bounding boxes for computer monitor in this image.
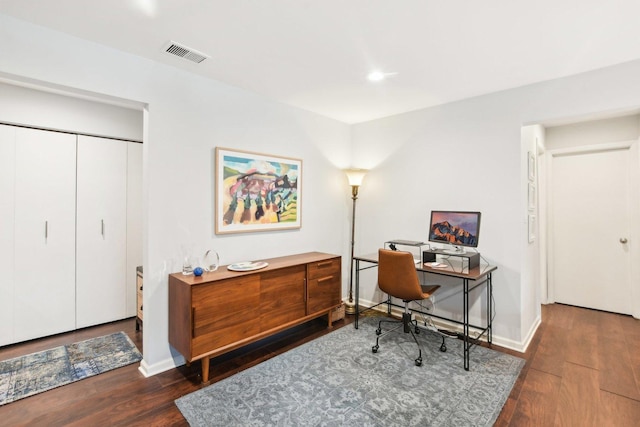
[428,211,481,252]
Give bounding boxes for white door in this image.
[13,127,77,341]
[0,125,16,346]
[76,135,127,328]
[551,146,632,314]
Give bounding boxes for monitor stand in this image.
[422,248,480,270]
[442,246,465,255]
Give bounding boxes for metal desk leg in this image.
[355,258,360,329]
[463,278,469,371]
[487,272,493,344]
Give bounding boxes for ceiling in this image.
[2,0,640,124]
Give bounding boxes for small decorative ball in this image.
[193,267,204,276]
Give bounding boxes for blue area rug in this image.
[175,316,524,426]
[0,331,141,405]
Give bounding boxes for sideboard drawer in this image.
[307,257,340,280]
[307,260,341,315]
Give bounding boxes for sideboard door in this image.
[191,276,261,357]
[260,265,306,331]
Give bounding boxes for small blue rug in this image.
[0,331,142,405]
[176,316,524,426]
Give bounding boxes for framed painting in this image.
[528,214,536,243]
[528,182,536,211]
[528,151,536,181]
[215,147,302,234]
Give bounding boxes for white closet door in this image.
[76,135,127,328]
[13,127,77,342]
[0,125,16,346]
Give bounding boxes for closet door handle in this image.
[45,220,48,240]
[101,219,105,238]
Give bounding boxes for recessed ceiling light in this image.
[367,71,386,82]
[367,70,398,82]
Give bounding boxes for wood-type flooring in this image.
[0,303,638,426]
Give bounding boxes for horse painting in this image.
[215,148,301,234]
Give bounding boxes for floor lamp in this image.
[344,169,367,315]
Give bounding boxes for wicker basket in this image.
[331,302,346,321]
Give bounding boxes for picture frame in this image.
[528,214,536,243]
[215,147,302,234]
[527,151,536,182]
[528,182,536,211]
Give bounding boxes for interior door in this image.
[551,146,632,314]
[76,135,127,328]
[13,127,77,341]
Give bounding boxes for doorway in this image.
[548,141,637,315]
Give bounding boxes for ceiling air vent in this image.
[164,41,209,64]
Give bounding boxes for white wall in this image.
[0,13,352,375]
[0,81,143,141]
[352,94,524,347]
[545,114,640,149]
[352,60,640,348]
[521,124,543,347]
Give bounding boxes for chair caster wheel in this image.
[415,358,422,366]
[372,345,379,353]
[375,328,381,335]
[415,327,420,334]
[440,344,447,352]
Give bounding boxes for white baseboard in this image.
[138,355,185,378]
[519,315,542,352]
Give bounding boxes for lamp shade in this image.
[344,169,367,186]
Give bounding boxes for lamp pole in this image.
[343,168,367,315]
[345,184,359,314]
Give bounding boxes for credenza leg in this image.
[201,356,210,383]
[327,310,333,329]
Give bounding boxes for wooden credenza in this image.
[169,251,342,383]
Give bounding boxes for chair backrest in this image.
[378,249,425,301]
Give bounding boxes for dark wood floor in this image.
[1,304,639,426]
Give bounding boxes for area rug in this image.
[0,331,142,405]
[175,317,524,426]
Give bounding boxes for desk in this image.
[353,252,497,370]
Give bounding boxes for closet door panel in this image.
[76,135,127,328]
[0,125,16,346]
[13,127,77,342]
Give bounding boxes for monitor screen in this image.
[428,211,481,248]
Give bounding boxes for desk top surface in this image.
[354,252,497,280]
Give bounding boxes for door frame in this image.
[545,139,640,318]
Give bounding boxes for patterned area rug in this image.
[0,331,141,405]
[175,316,524,426]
